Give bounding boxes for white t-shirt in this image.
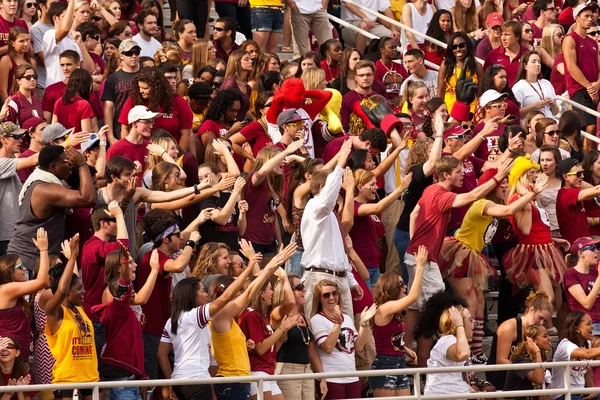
[400,70,439,100]
[42,29,83,87]
[551,338,590,398]
[161,304,212,379]
[132,33,162,58]
[512,79,557,124]
[311,313,358,384]
[341,0,391,21]
[424,335,471,395]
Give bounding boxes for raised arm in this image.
[302,90,333,120]
[270,268,296,324]
[372,132,409,178]
[132,249,160,305]
[252,140,304,186]
[163,231,201,273]
[208,254,255,317]
[483,174,547,218]
[211,177,245,225]
[213,139,241,178]
[41,147,95,208]
[452,158,512,208]
[146,143,187,181]
[44,234,79,326]
[445,307,471,362]
[55,0,75,43]
[340,167,355,236]
[452,117,501,161]
[357,172,412,216]
[317,139,352,218]
[423,114,445,176]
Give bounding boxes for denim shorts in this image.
[369,354,410,390]
[251,7,284,33]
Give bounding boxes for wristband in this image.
[360,322,370,328]
[194,183,200,195]
[99,141,107,146]
[456,324,464,328]
[77,162,87,168]
[492,176,500,186]
[478,133,485,141]
[185,240,196,251]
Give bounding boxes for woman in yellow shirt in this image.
[437,169,547,365]
[44,234,99,400]
[438,32,483,114]
[250,0,284,53]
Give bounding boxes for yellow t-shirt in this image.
[455,199,497,253]
[46,306,99,384]
[210,320,251,377]
[249,0,283,8]
[444,67,479,113]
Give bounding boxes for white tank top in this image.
[408,3,433,44]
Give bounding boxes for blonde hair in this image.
[146,136,178,173]
[192,242,231,278]
[506,169,535,201]
[190,39,210,78]
[74,0,88,11]
[540,24,563,59]
[154,45,183,66]
[249,146,284,199]
[439,305,465,336]
[401,81,427,111]
[224,50,250,81]
[272,274,300,309]
[353,168,376,195]
[301,67,326,90]
[309,279,341,318]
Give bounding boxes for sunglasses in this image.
[589,30,600,36]
[214,27,225,32]
[123,31,133,37]
[523,28,533,33]
[8,133,25,140]
[20,74,37,81]
[544,130,559,136]
[25,2,35,7]
[461,122,474,130]
[565,170,584,178]
[13,263,26,271]
[5,343,15,350]
[447,134,465,140]
[169,231,182,239]
[286,121,303,128]
[101,217,117,223]
[264,102,273,107]
[92,16,102,21]
[452,42,467,50]
[322,290,338,299]
[581,245,598,253]
[489,102,507,110]
[89,34,100,41]
[293,283,305,291]
[122,49,140,56]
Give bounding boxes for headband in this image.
[153,224,179,246]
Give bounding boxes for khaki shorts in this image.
[341,20,393,47]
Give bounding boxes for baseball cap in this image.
[558,157,581,177]
[479,90,508,108]
[477,168,503,190]
[119,39,141,54]
[41,123,74,144]
[128,105,161,124]
[81,132,100,152]
[570,237,600,255]
[277,108,308,127]
[442,124,470,140]
[574,1,598,18]
[486,12,504,29]
[0,122,27,137]
[21,117,45,132]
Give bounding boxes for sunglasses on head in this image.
[461,122,474,130]
[544,130,559,136]
[452,42,467,50]
[92,15,102,21]
[565,170,584,177]
[322,290,338,299]
[293,283,305,291]
[122,49,140,56]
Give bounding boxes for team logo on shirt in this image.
[534,200,551,228]
[391,331,405,352]
[336,327,357,354]
[483,218,499,246]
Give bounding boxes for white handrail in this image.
[3,360,600,399]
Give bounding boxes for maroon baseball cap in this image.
[443,124,470,140]
[486,12,504,29]
[570,237,600,255]
[22,117,46,131]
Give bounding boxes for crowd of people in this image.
[2,0,600,398]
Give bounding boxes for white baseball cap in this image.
[574,1,598,18]
[479,89,508,108]
[128,105,161,124]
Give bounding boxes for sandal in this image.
[281,46,293,53]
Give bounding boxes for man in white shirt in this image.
[42,0,94,87]
[31,0,58,92]
[132,10,162,58]
[301,138,364,318]
[341,0,400,54]
[400,48,439,99]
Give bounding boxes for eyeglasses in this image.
[322,290,338,299]
[13,263,26,271]
[452,42,467,50]
[545,6,558,11]
[25,2,35,7]
[293,283,305,291]
[581,245,598,253]
[544,130,559,136]
[489,102,507,110]
[589,30,600,36]
[565,170,584,177]
[524,28,533,33]
[89,34,100,41]
[214,27,225,32]
[20,74,37,81]
[447,134,465,140]
[122,49,140,56]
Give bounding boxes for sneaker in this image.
[469,353,488,365]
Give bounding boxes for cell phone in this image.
[243,117,251,123]
[505,115,517,122]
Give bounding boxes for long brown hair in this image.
[374,271,405,323]
[249,146,284,200]
[338,48,361,95]
[453,0,478,32]
[8,27,32,62]
[509,324,548,362]
[404,138,433,175]
[0,336,29,386]
[309,279,341,318]
[0,254,31,318]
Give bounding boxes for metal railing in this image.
[329,3,600,145]
[5,359,600,399]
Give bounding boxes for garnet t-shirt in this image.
[242,173,278,245]
[106,138,149,185]
[240,121,273,156]
[238,308,275,374]
[41,81,66,113]
[350,200,382,268]
[374,60,408,101]
[118,96,193,143]
[556,187,589,244]
[53,96,95,133]
[406,184,457,263]
[563,267,600,322]
[197,119,228,140]
[135,248,172,336]
[17,148,35,183]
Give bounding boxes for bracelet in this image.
[478,133,485,141]
[360,323,370,328]
[277,327,286,334]
[39,249,48,252]
[185,240,196,251]
[161,151,167,157]
[194,183,200,195]
[456,324,464,328]
[435,135,443,138]
[77,162,87,168]
[99,141,107,146]
[492,176,500,186]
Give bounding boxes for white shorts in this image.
[404,253,445,311]
[250,371,282,396]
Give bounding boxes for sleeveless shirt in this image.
[565,31,599,97]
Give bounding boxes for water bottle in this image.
[146,387,154,400]
[73,389,79,400]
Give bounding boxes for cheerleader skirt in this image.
[502,242,566,288]
[438,237,496,293]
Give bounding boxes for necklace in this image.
[527,79,545,101]
[296,323,312,345]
